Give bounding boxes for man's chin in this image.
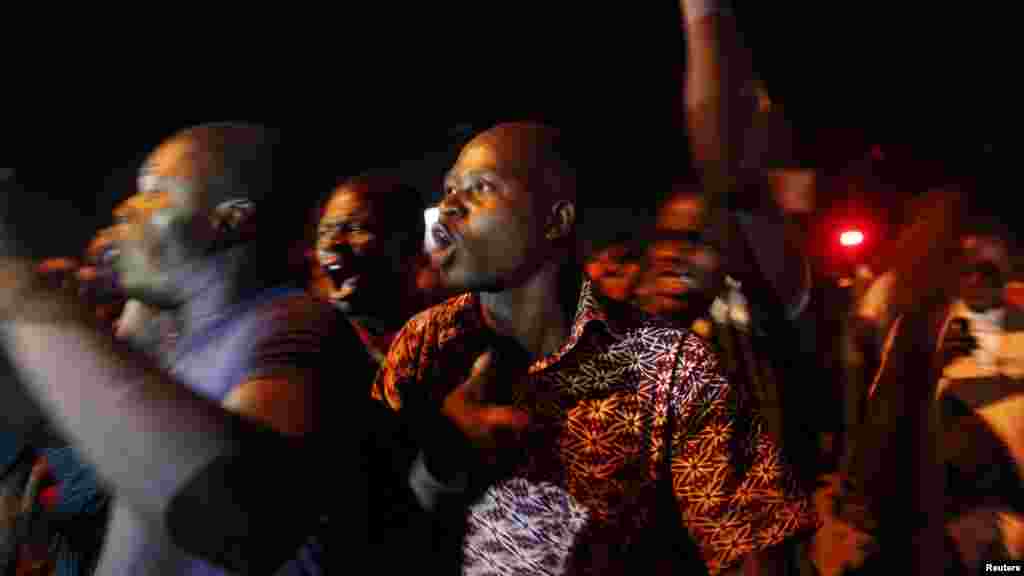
[437,266,470,293]
[118,279,171,309]
[328,295,356,313]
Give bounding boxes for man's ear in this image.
[545,201,576,242]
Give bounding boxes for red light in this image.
[839,229,865,247]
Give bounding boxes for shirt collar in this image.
[458,279,621,374]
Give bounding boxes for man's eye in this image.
[319,225,341,237]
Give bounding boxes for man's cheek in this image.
[119,247,151,279]
[692,248,718,271]
[145,208,195,263]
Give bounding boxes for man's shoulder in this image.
[605,314,729,402]
[616,305,700,338]
[232,289,364,356]
[398,293,477,337]
[245,289,341,332]
[610,311,713,363]
[374,293,479,408]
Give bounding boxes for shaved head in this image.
[140,123,277,215]
[459,122,576,207]
[114,122,293,306]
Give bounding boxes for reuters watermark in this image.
[985,561,1024,573]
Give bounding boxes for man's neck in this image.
[177,247,248,336]
[479,262,574,360]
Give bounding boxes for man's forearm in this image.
[1,319,236,518]
[682,4,756,213]
[683,2,811,318]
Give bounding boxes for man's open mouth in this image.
[429,223,457,267]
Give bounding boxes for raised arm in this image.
[0,265,237,520]
[680,0,811,318]
[680,0,757,213]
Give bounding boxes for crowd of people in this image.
[1,1,1020,575]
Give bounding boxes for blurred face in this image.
[111,138,215,307]
[429,136,545,292]
[959,234,1009,313]
[633,192,721,320]
[77,227,127,326]
[584,242,642,303]
[316,184,407,314]
[82,226,122,298]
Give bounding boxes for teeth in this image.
[431,226,452,247]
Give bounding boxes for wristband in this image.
[682,0,732,23]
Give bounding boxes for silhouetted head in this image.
[111,123,283,307]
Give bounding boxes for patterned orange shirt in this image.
[373,280,819,575]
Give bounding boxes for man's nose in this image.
[439,194,467,220]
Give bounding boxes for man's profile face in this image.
[111,138,212,307]
[316,183,405,314]
[430,135,543,293]
[632,192,721,320]
[959,234,1009,313]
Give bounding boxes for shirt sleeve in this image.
[241,296,358,384]
[669,336,820,575]
[236,295,378,431]
[371,312,430,410]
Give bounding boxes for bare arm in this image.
[1,317,237,520]
[0,262,239,519]
[223,372,318,437]
[681,0,757,214]
[681,1,810,314]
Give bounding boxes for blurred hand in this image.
[114,299,163,344]
[441,350,531,452]
[419,349,531,483]
[0,258,88,324]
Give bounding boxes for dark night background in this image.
[1,4,1009,261]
